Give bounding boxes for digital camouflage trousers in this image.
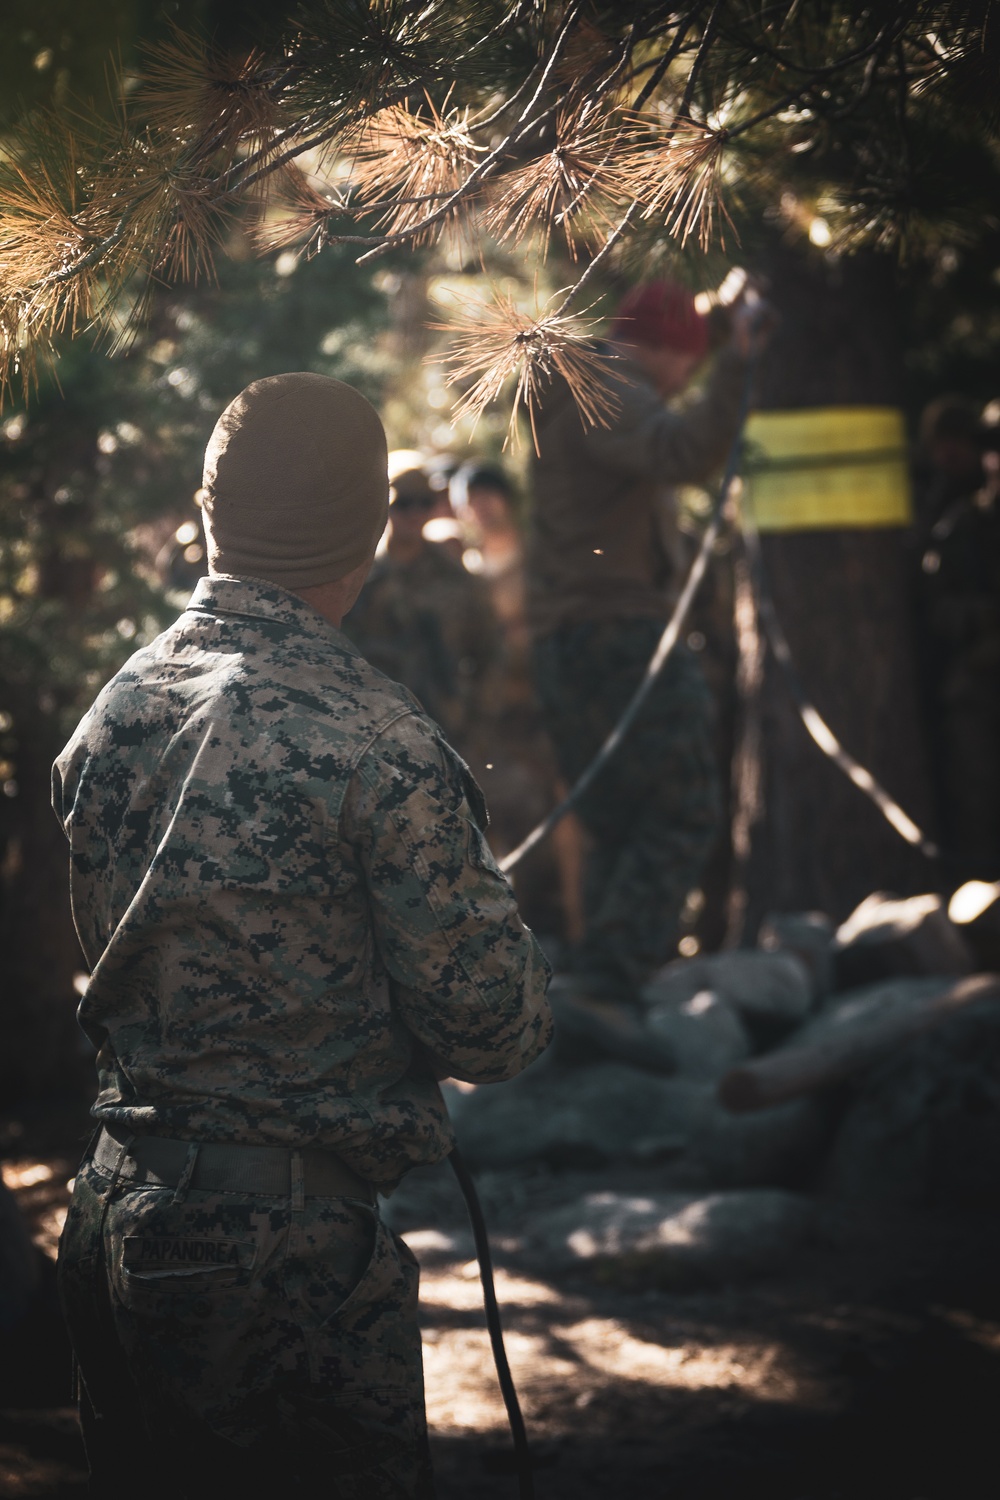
[58,1150,433,1499]
[534,619,721,993]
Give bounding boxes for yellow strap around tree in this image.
[743,406,912,530]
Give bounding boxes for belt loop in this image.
[172,1143,200,1205]
[80,1124,102,1169]
[105,1131,134,1196]
[291,1150,305,1213]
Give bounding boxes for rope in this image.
[498,361,938,876]
[498,366,756,875]
[739,518,939,859]
[449,1147,535,1499]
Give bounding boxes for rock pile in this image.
[444,1060,826,1185]
[438,889,1000,1281]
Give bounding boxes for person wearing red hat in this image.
[527,278,765,1064]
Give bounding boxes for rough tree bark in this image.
[742,239,936,929]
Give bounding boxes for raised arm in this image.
[583,346,749,485]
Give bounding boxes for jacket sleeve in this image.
[340,711,553,1083]
[582,346,749,485]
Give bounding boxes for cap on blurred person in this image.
[201,372,388,590]
[612,280,710,361]
[389,467,437,513]
[463,462,515,499]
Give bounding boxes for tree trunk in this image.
[742,241,936,929]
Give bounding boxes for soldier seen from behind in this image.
[52,373,552,1499]
[527,279,767,1065]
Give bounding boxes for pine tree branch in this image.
[350,8,590,265]
[722,8,916,82]
[631,4,705,112]
[551,0,723,322]
[222,2,590,258]
[516,0,586,125]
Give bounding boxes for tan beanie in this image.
[201,372,389,590]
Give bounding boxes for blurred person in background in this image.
[345,459,502,762]
[454,462,586,950]
[912,395,1000,875]
[527,278,766,1063]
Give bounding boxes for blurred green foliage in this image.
[0,243,388,754]
[0,4,393,1098]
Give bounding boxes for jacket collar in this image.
[186,574,357,651]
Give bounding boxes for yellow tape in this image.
[743,407,912,531]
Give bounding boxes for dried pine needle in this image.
[253,167,349,256]
[346,97,484,240]
[622,121,733,250]
[483,100,637,258]
[432,287,620,451]
[136,24,283,161]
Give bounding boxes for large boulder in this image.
[527,1187,815,1286]
[448,1060,829,1186]
[825,997,1000,1207]
[644,988,751,1080]
[832,892,973,989]
[688,1090,830,1188]
[717,975,966,1113]
[446,1062,699,1170]
[641,950,814,1052]
[790,975,951,1049]
[757,911,835,1001]
[546,981,677,1074]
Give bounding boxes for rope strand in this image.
[500,359,937,875]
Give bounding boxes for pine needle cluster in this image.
[1,1,996,429]
[433,286,619,448]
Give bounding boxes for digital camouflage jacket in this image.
[53,576,552,1189]
[526,345,748,636]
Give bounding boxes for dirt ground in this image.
[3,1100,1000,1500]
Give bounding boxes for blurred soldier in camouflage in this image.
[453,461,587,943]
[344,464,502,763]
[53,373,552,1498]
[527,280,761,1061]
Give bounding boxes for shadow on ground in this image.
[3,1103,1000,1499]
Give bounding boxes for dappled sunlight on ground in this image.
[419,1262,563,1310]
[2,1160,74,1259]
[412,1234,817,1440]
[422,1327,574,1432]
[4,1134,1000,1497]
[548,1319,802,1399]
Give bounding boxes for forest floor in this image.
[3,1098,1000,1500]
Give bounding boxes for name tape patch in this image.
[123,1237,255,1271]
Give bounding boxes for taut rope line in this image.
[499,365,936,875]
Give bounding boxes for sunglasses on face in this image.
[391,493,436,513]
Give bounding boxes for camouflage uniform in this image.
[528,348,747,993]
[533,624,719,993]
[53,575,551,1496]
[344,543,502,760]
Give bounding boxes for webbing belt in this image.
[92,1122,376,1202]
